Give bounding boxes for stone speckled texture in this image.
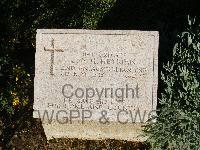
[34,29,159,141]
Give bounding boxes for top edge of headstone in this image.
[36,29,159,36]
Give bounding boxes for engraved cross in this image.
[44,38,64,75]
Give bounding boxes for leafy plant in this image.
[68,0,116,29]
[0,54,32,146]
[0,0,117,147]
[144,17,200,150]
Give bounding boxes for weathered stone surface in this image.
[34,29,159,141]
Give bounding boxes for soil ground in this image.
[2,118,150,150]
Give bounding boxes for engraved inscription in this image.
[44,38,64,75]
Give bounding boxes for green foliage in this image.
[0,0,116,146]
[0,0,116,115]
[69,0,116,29]
[0,55,32,116]
[0,55,13,114]
[144,17,200,150]
[0,0,116,116]
[0,0,116,50]
[0,56,31,110]
[0,54,32,146]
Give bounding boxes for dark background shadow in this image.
[3,0,200,106]
[0,0,199,147]
[97,0,199,100]
[11,0,200,78]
